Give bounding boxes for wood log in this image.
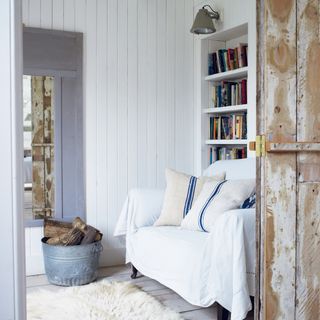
[46,227,84,246]
[44,219,72,238]
[72,217,87,231]
[44,217,103,246]
[81,225,100,244]
[63,228,84,246]
[95,232,103,242]
[72,217,103,244]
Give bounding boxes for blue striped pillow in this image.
[181,179,256,232]
[240,192,256,209]
[154,169,225,226]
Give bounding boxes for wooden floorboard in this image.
[181,308,218,320]
[26,265,255,319]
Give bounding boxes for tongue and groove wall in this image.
[23,0,196,273]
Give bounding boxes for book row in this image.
[209,146,247,164]
[211,79,247,108]
[208,43,248,75]
[209,114,247,140]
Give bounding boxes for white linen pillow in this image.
[181,179,255,232]
[154,168,225,226]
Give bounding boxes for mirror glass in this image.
[23,75,55,220]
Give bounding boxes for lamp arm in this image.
[202,4,220,20]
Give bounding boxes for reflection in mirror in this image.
[23,75,55,220]
[23,27,84,225]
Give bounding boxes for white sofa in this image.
[115,158,256,320]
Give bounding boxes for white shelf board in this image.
[205,67,248,82]
[200,23,248,42]
[205,139,248,145]
[203,105,248,114]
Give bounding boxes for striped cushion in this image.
[241,192,256,209]
[154,169,225,226]
[181,179,255,232]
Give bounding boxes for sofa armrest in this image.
[220,208,256,274]
[208,208,255,315]
[114,188,165,236]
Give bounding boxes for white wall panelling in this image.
[23,0,196,274]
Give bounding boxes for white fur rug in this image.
[27,280,183,320]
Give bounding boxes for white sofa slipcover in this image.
[114,158,256,320]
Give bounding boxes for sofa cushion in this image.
[154,169,225,226]
[241,191,256,209]
[203,158,256,180]
[181,179,255,232]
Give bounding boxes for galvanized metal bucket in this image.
[41,237,103,286]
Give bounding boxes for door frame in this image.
[23,27,84,226]
[0,0,26,319]
[255,1,264,318]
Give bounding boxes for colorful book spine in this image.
[209,117,214,139]
[223,51,229,71]
[209,146,247,163]
[227,49,235,70]
[207,43,248,76]
[208,53,214,75]
[211,80,247,107]
[241,79,247,104]
[208,113,247,140]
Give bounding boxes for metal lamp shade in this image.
[190,8,216,34]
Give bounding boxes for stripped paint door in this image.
[31,76,55,219]
[257,0,320,319]
[296,0,320,318]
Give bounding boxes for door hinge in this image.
[249,135,266,157]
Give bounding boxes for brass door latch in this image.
[249,135,320,157]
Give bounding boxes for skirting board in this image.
[26,255,45,276]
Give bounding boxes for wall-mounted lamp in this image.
[190,5,220,34]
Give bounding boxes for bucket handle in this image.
[91,242,103,254]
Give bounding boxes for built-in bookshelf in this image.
[197,22,255,172]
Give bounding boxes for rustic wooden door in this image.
[31,76,55,219]
[257,0,320,319]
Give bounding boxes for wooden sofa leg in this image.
[131,264,138,279]
[217,303,230,320]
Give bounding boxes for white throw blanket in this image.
[114,189,165,236]
[114,190,253,320]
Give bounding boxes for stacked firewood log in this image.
[44,217,103,246]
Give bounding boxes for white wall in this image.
[0,0,26,318]
[23,0,196,274]
[194,0,252,29]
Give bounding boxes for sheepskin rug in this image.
[27,280,183,320]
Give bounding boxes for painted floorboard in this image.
[26,265,254,319]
